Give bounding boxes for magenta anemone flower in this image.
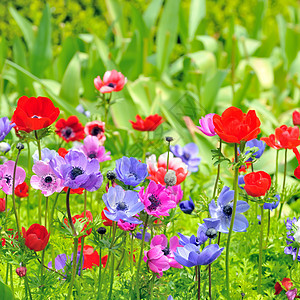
[197,113,217,136]
[139,181,177,217]
[31,161,64,196]
[167,185,183,204]
[80,136,111,162]
[150,234,183,269]
[0,161,26,195]
[117,219,138,231]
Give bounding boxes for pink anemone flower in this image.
[30,161,64,197]
[80,136,111,162]
[84,121,106,145]
[94,70,127,94]
[0,161,26,195]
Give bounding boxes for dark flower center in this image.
[223,205,233,217]
[4,175,12,185]
[128,172,138,180]
[116,202,128,211]
[63,128,73,139]
[91,126,102,136]
[162,247,170,256]
[31,115,41,119]
[183,152,190,160]
[70,167,84,180]
[147,194,161,211]
[206,228,217,239]
[107,83,116,88]
[88,153,97,159]
[44,176,53,183]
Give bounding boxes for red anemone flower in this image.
[129,114,164,131]
[213,107,261,144]
[293,148,300,179]
[1,229,19,247]
[11,96,60,133]
[64,211,93,243]
[78,245,100,269]
[101,255,108,268]
[84,121,106,145]
[101,207,113,226]
[94,70,126,93]
[22,224,50,252]
[293,111,300,126]
[244,171,271,197]
[275,278,294,295]
[55,116,85,142]
[0,198,5,212]
[15,182,29,198]
[261,125,300,149]
[62,186,85,194]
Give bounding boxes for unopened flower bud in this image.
[165,137,173,143]
[106,171,116,181]
[0,142,11,153]
[97,227,107,235]
[164,170,177,186]
[16,143,24,151]
[16,266,27,277]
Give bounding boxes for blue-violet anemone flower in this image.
[103,185,144,224]
[179,197,195,214]
[170,143,201,172]
[174,243,224,267]
[0,117,15,142]
[263,194,280,211]
[209,186,250,233]
[197,218,220,244]
[115,156,148,186]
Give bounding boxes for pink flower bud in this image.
[16,266,27,277]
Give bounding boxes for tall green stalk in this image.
[134,215,149,300]
[35,131,42,224]
[108,222,117,299]
[278,149,288,219]
[258,205,264,294]
[212,139,222,200]
[27,142,31,225]
[225,143,239,299]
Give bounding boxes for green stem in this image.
[258,205,264,294]
[24,275,33,300]
[208,263,212,299]
[5,263,9,284]
[225,143,239,299]
[35,131,42,224]
[12,148,22,233]
[265,210,270,248]
[76,237,85,276]
[166,142,170,172]
[49,193,60,233]
[108,222,117,300]
[27,142,31,225]
[84,189,87,216]
[278,149,288,220]
[197,265,201,300]
[212,139,222,199]
[149,275,155,300]
[10,264,14,295]
[275,150,279,190]
[67,238,79,300]
[97,247,102,299]
[41,196,49,289]
[135,215,149,300]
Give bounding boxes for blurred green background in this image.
[0,0,300,180]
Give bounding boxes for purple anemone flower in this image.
[49,150,103,192]
[263,194,280,211]
[179,197,195,214]
[197,218,220,243]
[33,148,58,163]
[0,117,15,142]
[103,186,144,224]
[0,160,26,195]
[244,139,266,161]
[284,246,300,261]
[209,186,250,233]
[115,156,148,186]
[80,136,111,162]
[31,161,64,197]
[197,113,216,137]
[286,288,298,300]
[135,228,151,242]
[48,251,83,277]
[170,143,201,172]
[0,142,11,153]
[178,233,202,246]
[174,243,224,267]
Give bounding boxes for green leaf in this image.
[59,53,81,105]
[0,281,14,300]
[189,0,206,40]
[0,38,7,72]
[9,6,34,52]
[30,4,52,77]
[156,0,180,74]
[143,0,163,29]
